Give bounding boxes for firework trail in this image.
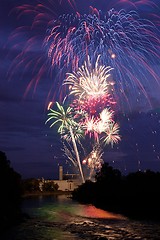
[46,95,120,181]
[46,102,85,183]
[46,7,160,109]
[62,142,78,167]
[7,0,160,110]
[63,56,121,178]
[64,55,115,114]
[6,0,159,180]
[64,56,121,143]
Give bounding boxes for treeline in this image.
[72,163,160,221]
[0,151,22,232]
[0,150,60,233]
[22,178,59,194]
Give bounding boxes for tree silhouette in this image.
[0,151,22,231]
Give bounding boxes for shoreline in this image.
[22,190,72,198]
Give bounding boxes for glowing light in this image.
[46,102,85,183]
[64,56,115,118]
[82,144,104,180]
[64,55,113,100]
[7,1,160,109]
[102,122,121,147]
[111,53,116,59]
[47,101,53,110]
[100,108,114,124]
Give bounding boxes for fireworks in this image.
[46,102,74,134]
[64,56,121,145]
[46,7,160,108]
[64,55,115,115]
[46,53,121,181]
[82,109,121,144]
[102,122,121,147]
[46,102,85,183]
[8,0,160,181]
[64,55,113,99]
[47,7,159,71]
[8,1,160,109]
[82,144,104,180]
[63,57,120,179]
[46,95,121,181]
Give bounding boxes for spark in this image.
[102,122,121,147]
[64,56,115,115]
[64,55,113,99]
[46,102,85,183]
[7,2,160,110]
[82,144,104,180]
[47,101,54,110]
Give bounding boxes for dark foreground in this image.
[72,163,160,221]
[1,195,160,240]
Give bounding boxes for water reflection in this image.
[2,194,160,240]
[22,194,125,222]
[75,205,126,219]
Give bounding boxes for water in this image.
[1,194,160,240]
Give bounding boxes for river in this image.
[1,194,160,240]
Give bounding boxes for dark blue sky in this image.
[0,0,160,179]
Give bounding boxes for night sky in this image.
[0,0,160,180]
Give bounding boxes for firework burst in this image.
[64,55,113,98]
[46,7,160,109]
[102,122,121,147]
[64,56,121,146]
[64,55,115,115]
[82,144,104,180]
[7,1,160,110]
[7,0,159,181]
[46,102,85,182]
[82,109,121,145]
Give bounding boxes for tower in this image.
[59,165,63,180]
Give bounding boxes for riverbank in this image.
[72,184,160,222]
[72,164,160,222]
[2,194,160,240]
[22,190,72,198]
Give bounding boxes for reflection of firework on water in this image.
[82,144,104,180]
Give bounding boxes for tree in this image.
[0,151,22,231]
[22,178,40,192]
[43,181,59,192]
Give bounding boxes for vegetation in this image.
[72,163,160,221]
[22,178,40,193]
[22,178,59,195]
[43,181,59,192]
[0,151,23,232]
[0,151,60,233]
